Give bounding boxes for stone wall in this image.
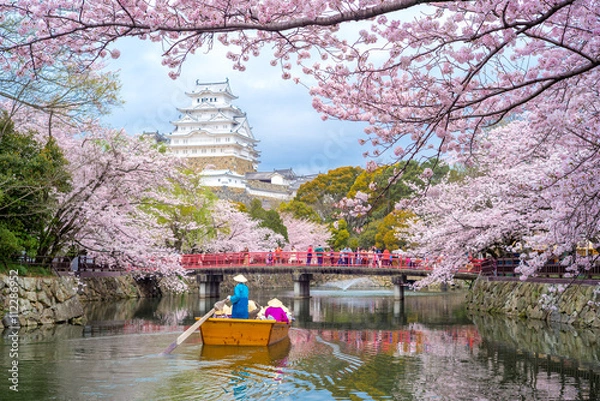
[0,274,196,328]
[187,156,255,175]
[76,276,148,301]
[467,278,600,328]
[246,179,290,194]
[0,274,84,328]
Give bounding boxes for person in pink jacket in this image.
[264,298,289,323]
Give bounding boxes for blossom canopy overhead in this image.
[1,0,597,162]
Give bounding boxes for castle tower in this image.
[167,79,260,175]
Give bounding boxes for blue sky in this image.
[101,37,372,176]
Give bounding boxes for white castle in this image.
[165,79,313,200]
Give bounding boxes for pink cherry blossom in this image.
[2,0,599,285]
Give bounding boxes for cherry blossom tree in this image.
[202,200,284,252]
[2,0,599,281]
[0,12,121,133]
[281,213,331,251]
[405,117,600,283]
[2,1,597,160]
[148,170,218,254]
[10,106,191,290]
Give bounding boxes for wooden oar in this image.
[162,307,215,354]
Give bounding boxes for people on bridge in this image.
[368,247,376,267]
[341,246,352,265]
[242,247,250,265]
[315,245,324,266]
[360,248,368,266]
[328,247,335,265]
[289,246,298,264]
[382,248,391,267]
[275,246,283,264]
[264,298,290,323]
[306,245,313,266]
[228,274,250,319]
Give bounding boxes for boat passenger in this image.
[264,298,290,323]
[228,274,249,319]
[248,300,261,319]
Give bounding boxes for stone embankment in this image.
[0,274,182,328]
[467,278,600,328]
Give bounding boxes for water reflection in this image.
[471,313,600,400]
[1,289,599,400]
[471,313,600,369]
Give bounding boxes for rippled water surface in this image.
[2,287,600,400]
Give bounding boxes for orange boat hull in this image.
[199,318,290,346]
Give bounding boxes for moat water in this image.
[2,287,600,400]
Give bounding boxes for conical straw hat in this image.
[267,298,283,307]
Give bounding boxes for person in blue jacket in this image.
[228,274,249,319]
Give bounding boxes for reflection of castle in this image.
[166,79,314,200]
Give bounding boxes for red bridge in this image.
[181,251,481,300]
[180,251,481,274]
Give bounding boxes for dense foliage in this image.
[0,114,70,262]
[288,159,447,251]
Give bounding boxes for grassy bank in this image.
[0,261,55,277]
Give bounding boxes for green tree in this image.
[295,166,362,221]
[248,198,288,243]
[356,220,379,250]
[329,219,350,250]
[349,161,439,219]
[144,168,218,253]
[374,210,415,251]
[277,199,320,222]
[0,113,70,262]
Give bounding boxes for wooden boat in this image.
[198,317,290,346]
[200,337,291,362]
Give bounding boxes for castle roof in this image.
[185,79,237,100]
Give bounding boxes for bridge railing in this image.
[182,251,419,268]
[478,257,600,279]
[180,251,479,273]
[11,255,125,275]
